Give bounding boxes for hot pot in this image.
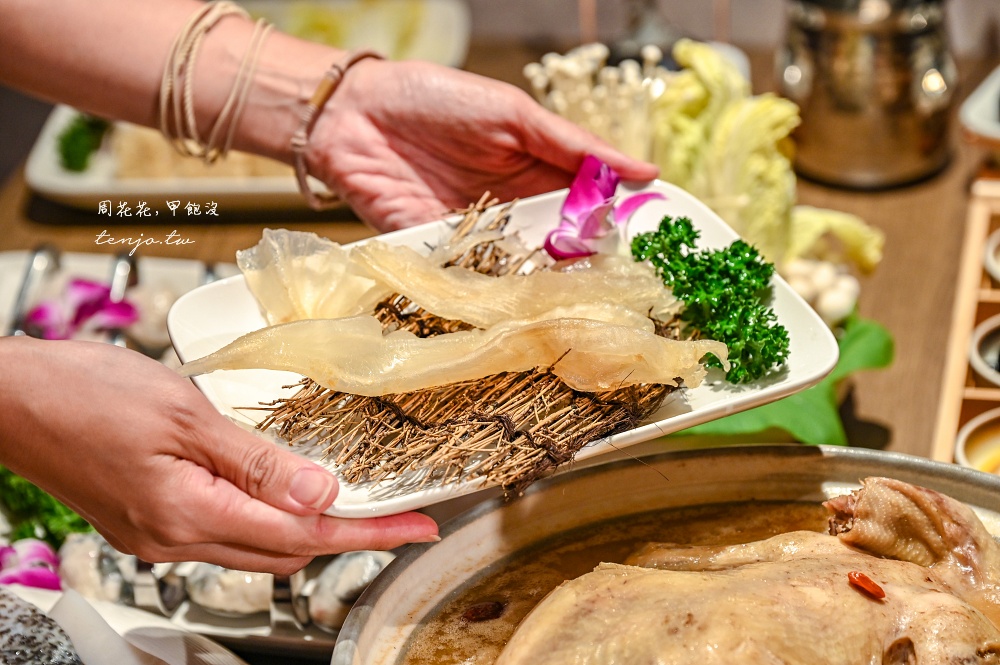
[331,445,1000,665]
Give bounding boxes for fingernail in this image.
[413,535,441,543]
[289,467,336,510]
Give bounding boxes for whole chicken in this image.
[497,477,1000,665]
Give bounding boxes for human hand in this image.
[0,337,437,575]
[306,59,660,232]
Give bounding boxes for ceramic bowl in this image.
[969,313,1000,388]
[985,228,1000,285]
[332,445,1000,665]
[955,407,1000,475]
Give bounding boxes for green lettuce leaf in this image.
[788,205,886,275]
[688,94,800,263]
[0,467,92,548]
[672,313,894,445]
[650,39,749,190]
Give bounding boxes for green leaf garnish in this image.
[674,313,894,444]
[0,468,92,548]
[632,215,790,383]
[57,113,110,172]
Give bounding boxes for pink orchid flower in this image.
[24,278,138,340]
[544,155,665,261]
[0,538,61,591]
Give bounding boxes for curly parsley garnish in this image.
[631,215,790,384]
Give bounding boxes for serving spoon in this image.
[5,243,61,336]
[106,251,138,348]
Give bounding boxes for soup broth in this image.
[399,500,829,665]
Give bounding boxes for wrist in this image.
[203,24,343,164]
[0,335,33,393]
[293,51,384,208]
[168,8,343,165]
[0,336,42,469]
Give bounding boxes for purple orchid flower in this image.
[24,278,138,340]
[0,565,62,591]
[543,155,666,261]
[0,538,61,591]
[0,539,60,570]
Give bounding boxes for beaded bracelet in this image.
[290,50,384,210]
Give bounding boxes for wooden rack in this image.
[932,175,1000,461]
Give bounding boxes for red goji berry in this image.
[848,571,885,600]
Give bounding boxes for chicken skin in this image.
[497,477,1000,665]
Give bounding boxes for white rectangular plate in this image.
[961,63,1000,146]
[0,250,240,336]
[167,181,840,518]
[24,105,310,212]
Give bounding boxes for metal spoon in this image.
[106,252,138,348]
[271,571,310,633]
[107,252,138,304]
[201,262,219,285]
[6,244,61,336]
[132,559,188,618]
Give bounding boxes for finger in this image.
[92,514,312,575]
[200,420,340,516]
[519,103,660,181]
[56,484,311,573]
[502,161,575,197]
[174,479,439,556]
[156,544,313,576]
[215,492,440,555]
[139,541,315,576]
[207,512,438,563]
[182,549,313,577]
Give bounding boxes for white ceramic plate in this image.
[24,0,471,212]
[969,312,1000,389]
[985,228,1000,285]
[9,585,250,665]
[163,598,336,659]
[24,105,311,212]
[0,250,239,337]
[960,62,1000,146]
[168,181,840,518]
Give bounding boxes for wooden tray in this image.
[932,175,1000,461]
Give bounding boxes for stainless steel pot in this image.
[777,0,956,188]
[332,445,1000,665]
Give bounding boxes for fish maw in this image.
[352,240,680,328]
[234,230,680,330]
[178,311,727,396]
[236,228,388,324]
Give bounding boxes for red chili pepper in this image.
[848,571,885,600]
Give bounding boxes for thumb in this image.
[206,424,339,516]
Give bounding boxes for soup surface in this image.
[399,500,828,665]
